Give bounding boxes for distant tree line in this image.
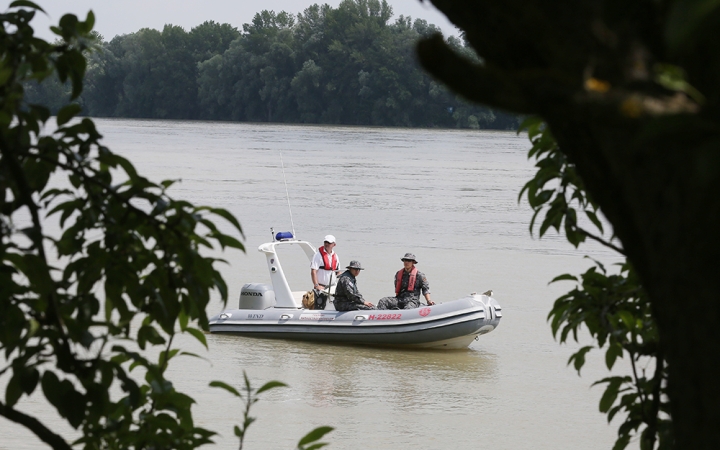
[25,0,519,129]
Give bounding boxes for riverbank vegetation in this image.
[26,0,519,129]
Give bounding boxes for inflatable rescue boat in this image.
[208,233,502,349]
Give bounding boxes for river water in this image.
[2,119,625,449]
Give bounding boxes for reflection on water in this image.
[208,334,498,414]
[202,333,504,449]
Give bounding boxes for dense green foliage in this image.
[1,2,331,448]
[520,118,670,450]
[30,0,518,129]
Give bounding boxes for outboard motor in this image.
[239,283,276,309]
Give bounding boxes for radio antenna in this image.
[279,151,296,237]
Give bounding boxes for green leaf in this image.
[56,103,81,126]
[5,375,23,408]
[209,207,244,236]
[617,311,635,330]
[159,349,180,367]
[550,274,578,283]
[539,201,566,237]
[215,233,244,250]
[209,380,241,397]
[160,179,178,189]
[599,377,624,413]
[256,380,288,394]
[298,426,334,447]
[179,351,205,360]
[81,10,95,33]
[137,325,166,350]
[5,253,54,295]
[529,189,554,208]
[517,116,543,136]
[0,68,13,86]
[41,371,63,409]
[9,0,45,11]
[98,152,138,179]
[605,342,624,370]
[178,309,189,331]
[185,327,208,349]
[568,346,593,373]
[612,433,632,450]
[56,51,86,98]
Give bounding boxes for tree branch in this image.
[0,401,72,450]
[576,225,626,255]
[416,34,535,114]
[645,352,665,450]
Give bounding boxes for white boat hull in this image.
[209,294,501,350]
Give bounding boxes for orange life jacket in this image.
[319,246,338,271]
[395,267,417,295]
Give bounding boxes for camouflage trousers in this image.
[334,300,374,311]
[377,296,420,310]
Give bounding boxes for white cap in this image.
[324,235,336,244]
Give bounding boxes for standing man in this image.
[377,253,435,309]
[311,235,340,290]
[334,261,375,311]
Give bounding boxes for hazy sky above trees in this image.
[31,0,458,41]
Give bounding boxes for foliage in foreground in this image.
[213,373,333,450]
[1,2,331,448]
[520,118,671,450]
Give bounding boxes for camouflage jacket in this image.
[334,270,364,305]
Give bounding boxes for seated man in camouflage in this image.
[333,261,375,311]
[377,253,435,310]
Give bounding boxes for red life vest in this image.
[318,246,338,271]
[395,268,417,295]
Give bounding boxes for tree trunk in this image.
[417,0,720,447]
[548,114,720,448]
